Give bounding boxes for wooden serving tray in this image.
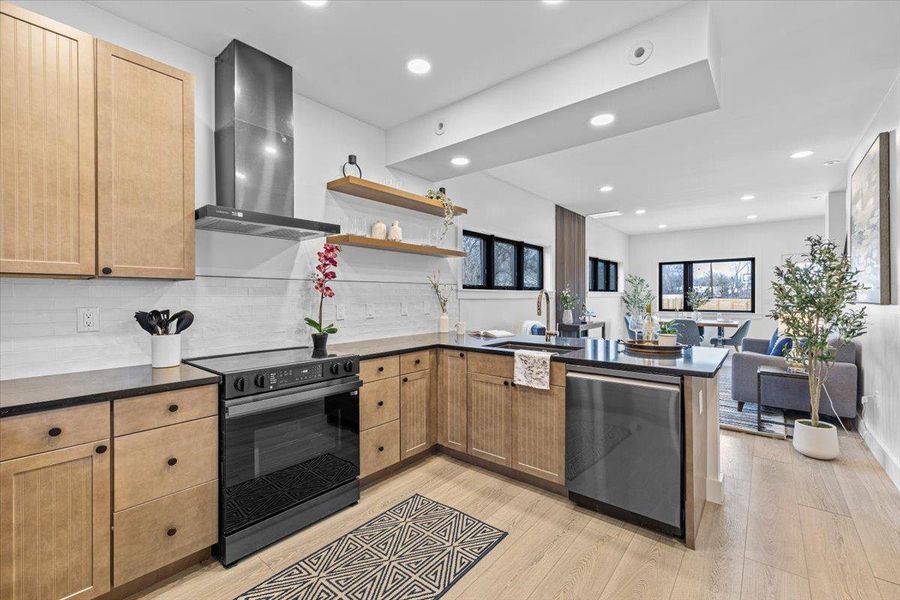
[618,339,688,355]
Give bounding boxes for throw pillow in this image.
[770,336,793,357]
[767,328,780,354]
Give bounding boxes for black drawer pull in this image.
[402,377,408,383]
[377,400,384,406]
[167,457,178,466]
[167,528,177,537]
[504,381,509,386]
[168,404,179,412]
[459,352,464,358]
[414,359,421,364]
[378,366,384,372]
[101,267,112,275]
[95,444,108,454]
[48,427,62,437]
[378,446,384,452]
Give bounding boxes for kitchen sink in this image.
[484,341,576,355]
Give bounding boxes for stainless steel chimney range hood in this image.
[196,40,339,241]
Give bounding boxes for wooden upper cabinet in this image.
[467,372,512,467]
[0,440,111,600]
[0,2,96,276]
[438,350,467,453]
[511,384,565,484]
[95,40,195,279]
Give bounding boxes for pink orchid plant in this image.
[306,242,340,335]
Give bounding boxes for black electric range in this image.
[185,347,361,566]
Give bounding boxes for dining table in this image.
[660,317,743,338]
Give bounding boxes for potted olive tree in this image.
[769,235,866,459]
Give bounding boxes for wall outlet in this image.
[77,307,100,332]
[366,303,374,319]
[335,304,346,321]
[400,301,408,316]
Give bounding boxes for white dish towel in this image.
[513,350,552,390]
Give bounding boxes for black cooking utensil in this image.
[148,310,165,335]
[168,310,194,334]
[134,311,158,335]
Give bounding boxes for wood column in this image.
[555,205,586,326]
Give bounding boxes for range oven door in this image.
[221,376,361,544]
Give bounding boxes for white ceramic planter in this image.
[658,333,677,346]
[562,309,574,325]
[151,334,182,368]
[438,313,450,333]
[792,419,839,460]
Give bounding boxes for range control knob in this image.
[254,374,267,388]
[233,377,246,392]
[330,363,341,375]
[344,361,355,373]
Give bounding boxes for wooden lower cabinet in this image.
[0,440,111,600]
[438,350,467,452]
[511,384,566,484]
[467,373,512,467]
[400,369,431,460]
[360,420,400,477]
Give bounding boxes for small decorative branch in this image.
[427,271,451,314]
[426,187,455,240]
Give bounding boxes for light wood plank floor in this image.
[126,430,900,600]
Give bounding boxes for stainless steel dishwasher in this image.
[565,367,683,537]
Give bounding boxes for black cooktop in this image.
[184,346,353,375]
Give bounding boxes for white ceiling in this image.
[88,0,684,129]
[487,0,900,234]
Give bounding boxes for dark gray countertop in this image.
[0,364,221,418]
[330,333,728,379]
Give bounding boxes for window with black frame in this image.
[659,257,755,312]
[463,230,543,290]
[588,257,619,292]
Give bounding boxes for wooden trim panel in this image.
[359,376,399,431]
[0,401,109,461]
[113,385,217,436]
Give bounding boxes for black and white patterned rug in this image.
[234,494,507,600]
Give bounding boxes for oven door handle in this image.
[224,377,362,419]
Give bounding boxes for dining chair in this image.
[710,319,751,352]
[624,315,637,340]
[669,319,704,346]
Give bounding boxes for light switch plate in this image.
[366,303,375,319]
[77,307,100,332]
[400,301,408,316]
[336,304,346,321]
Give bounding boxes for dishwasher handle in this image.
[566,371,680,393]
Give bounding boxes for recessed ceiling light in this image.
[406,58,431,75]
[599,185,614,193]
[790,150,814,159]
[264,145,278,155]
[587,210,622,219]
[740,194,755,201]
[658,224,668,229]
[589,113,615,127]
[235,171,246,180]
[301,0,328,6]
[635,209,646,215]
[542,0,564,4]
[823,159,841,166]
[747,215,758,220]
[450,156,470,167]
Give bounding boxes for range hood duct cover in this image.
[198,39,339,240]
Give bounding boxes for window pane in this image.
[523,246,541,288]
[596,261,608,291]
[691,262,714,309]
[708,260,753,311]
[661,263,684,310]
[608,262,618,291]
[493,241,516,287]
[463,235,485,287]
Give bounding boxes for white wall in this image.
[586,219,629,340]
[845,74,900,490]
[628,218,825,339]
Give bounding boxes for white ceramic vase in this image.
[388,220,402,241]
[562,309,574,325]
[438,313,450,333]
[792,419,839,460]
[658,333,677,346]
[151,334,181,368]
[371,220,387,240]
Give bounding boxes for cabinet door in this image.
[96,40,194,279]
[0,440,111,600]
[0,3,95,276]
[467,372,512,467]
[400,369,430,460]
[511,384,565,484]
[438,350,467,452]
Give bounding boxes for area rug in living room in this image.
[718,357,788,437]
[234,494,507,600]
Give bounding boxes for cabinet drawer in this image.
[0,402,110,461]
[113,385,217,435]
[360,355,400,383]
[360,377,399,431]
[468,352,513,379]
[400,350,431,374]
[360,420,400,478]
[114,416,217,511]
[113,480,217,587]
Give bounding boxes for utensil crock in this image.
[151,334,181,368]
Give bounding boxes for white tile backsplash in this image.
[0,276,456,380]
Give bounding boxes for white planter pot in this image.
[658,333,677,346]
[792,419,839,460]
[562,309,574,325]
[438,313,450,333]
[151,334,182,368]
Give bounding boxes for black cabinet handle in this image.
[167,528,177,537]
[402,377,408,383]
[377,401,384,407]
[504,381,509,386]
[378,446,384,452]
[458,352,464,358]
[95,444,108,454]
[414,359,421,364]
[167,457,178,466]
[168,404,179,412]
[101,267,112,275]
[48,427,62,437]
[378,366,384,372]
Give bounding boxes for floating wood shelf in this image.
[326,176,468,217]
[326,234,466,258]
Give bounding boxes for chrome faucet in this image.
[536,289,558,342]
